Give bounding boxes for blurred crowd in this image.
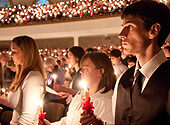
[0,0,135,25]
[0,0,169,26]
[0,0,169,25]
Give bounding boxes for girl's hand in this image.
[80,111,103,125]
[38,119,51,125]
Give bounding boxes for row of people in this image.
[41,1,170,125]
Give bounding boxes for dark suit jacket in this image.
[115,60,170,125]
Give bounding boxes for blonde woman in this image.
[0,36,46,124]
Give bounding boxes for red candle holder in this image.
[82,97,94,114]
[39,111,46,121]
[53,81,58,87]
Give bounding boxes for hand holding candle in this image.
[79,81,102,125]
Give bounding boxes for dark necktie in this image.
[128,70,144,123]
[132,70,143,96]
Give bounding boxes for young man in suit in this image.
[112,1,170,125]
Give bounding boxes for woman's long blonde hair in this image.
[9,36,46,93]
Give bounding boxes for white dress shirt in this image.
[112,61,128,78]
[112,50,168,124]
[8,71,44,125]
[51,88,114,125]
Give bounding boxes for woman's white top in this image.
[8,71,44,125]
[52,88,113,125]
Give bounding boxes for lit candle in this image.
[79,80,89,99]
[9,51,12,55]
[44,57,47,61]
[52,74,57,86]
[52,74,57,83]
[51,53,54,56]
[84,89,89,99]
[39,100,46,121]
[39,100,43,113]
[79,80,94,113]
[1,88,8,96]
[5,91,8,96]
[1,88,5,93]
[68,64,72,69]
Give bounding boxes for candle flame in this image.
[79,80,87,90]
[1,88,5,93]
[80,80,89,99]
[68,65,71,68]
[52,74,57,80]
[39,100,43,107]
[39,100,43,113]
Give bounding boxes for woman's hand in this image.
[80,111,103,125]
[58,92,70,99]
[0,95,12,108]
[53,84,60,91]
[38,119,51,125]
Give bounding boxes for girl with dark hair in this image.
[39,52,116,125]
[53,46,85,102]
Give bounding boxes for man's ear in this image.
[149,23,161,40]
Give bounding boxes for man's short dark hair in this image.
[110,49,121,58]
[86,48,95,53]
[127,56,137,63]
[61,57,66,62]
[121,1,170,47]
[57,60,61,65]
